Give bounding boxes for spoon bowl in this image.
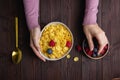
[12,48,22,64]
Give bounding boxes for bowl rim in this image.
[39,21,74,61]
[82,39,109,60]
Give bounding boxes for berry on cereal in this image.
[66,41,72,48]
[49,40,55,47]
[47,48,53,54]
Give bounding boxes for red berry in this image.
[87,51,93,56]
[85,48,93,56]
[49,40,55,47]
[76,45,82,52]
[100,49,106,55]
[85,48,90,53]
[104,44,108,50]
[66,41,72,48]
[100,44,108,55]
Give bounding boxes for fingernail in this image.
[43,59,46,62]
[90,48,93,51]
[97,53,100,56]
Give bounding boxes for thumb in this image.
[98,44,104,55]
[86,36,94,51]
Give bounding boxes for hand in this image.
[83,24,108,54]
[30,26,46,62]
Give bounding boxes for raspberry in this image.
[66,41,71,48]
[85,48,90,53]
[100,49,106,55]
[87,51,93,56]
[76,45,82,52]
[85,48,93,56]
[49,40,55,47]
[104,44,108,50]
[100,44,108,55]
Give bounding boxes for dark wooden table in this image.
[0,0,120,80]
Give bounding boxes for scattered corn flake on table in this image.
[73,57,79,62]
[66,54,79,62]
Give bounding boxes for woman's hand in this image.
[83,24,108,54]
[30,26,46,62]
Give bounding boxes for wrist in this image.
[30,25,41,33]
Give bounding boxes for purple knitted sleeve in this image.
[83,0,99,25]
[23,0,39,30]
[23,0,99,29]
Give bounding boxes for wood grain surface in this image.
[0,0,120,80]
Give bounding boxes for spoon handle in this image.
[15,17,18,48]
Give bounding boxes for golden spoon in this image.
[12,17,22,64]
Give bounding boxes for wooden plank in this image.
[0,0,120,80]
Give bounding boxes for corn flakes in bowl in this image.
[39,22,74,61]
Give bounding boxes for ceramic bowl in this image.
[82,39,109,60]
[39,22,74,61]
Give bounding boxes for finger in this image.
[33,37,42,57]
[31,43,46,62]
[33,38,40,50]
[97,44,104,55]
[97,41,108,55]
[96,35,108,55]
[30,37,46,62]
[86,35,94,51]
